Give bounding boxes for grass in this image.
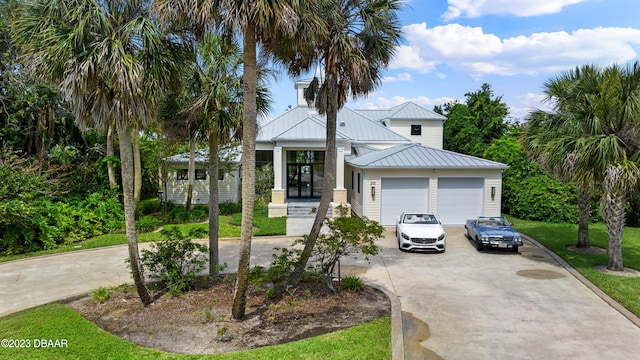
[0,303,390,360]
[510,217,640,318]
[0,209,286,263]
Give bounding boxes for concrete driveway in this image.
[1,226,640,359]
[361,226,640,360]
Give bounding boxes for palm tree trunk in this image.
[106,124,118,189]
[208,130,220,276]
[601,189,626,271]
[232,25,257,321]
[133,127,142,217]
[116,123,152,306]
[602,192,625,271]
[576,185,590,248]
[287,74,338,288]
[186,136,195,213]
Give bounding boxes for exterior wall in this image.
[166,167,240,205]
[347,168,503,224]
[386,119,443,149]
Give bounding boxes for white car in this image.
[396,213,446,252]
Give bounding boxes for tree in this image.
[14,0,189,305]
[272,0,402,289]
[439,83,509,157]
[154,0,300,320]
[531,63,640,271]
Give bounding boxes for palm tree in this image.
[532,63,640,271]
[522,109,593,248]
[153,0,299,320]
[14,0,189,305]
[271,0,403,287]
[575,63,640,271]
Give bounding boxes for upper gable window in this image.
[411,124,422,136]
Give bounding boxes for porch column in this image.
[332,146,349,217]
[269,146,287,217]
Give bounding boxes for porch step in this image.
[287,203,332,218]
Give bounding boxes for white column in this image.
[273,146,282,190]
[336,146,345,189]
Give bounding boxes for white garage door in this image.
[380,178,429,226]
[437,178,484,225]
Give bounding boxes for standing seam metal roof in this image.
[346,143,508,169]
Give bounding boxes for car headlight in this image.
[482,236,489,241]
[401,232,410,240]
[438,233,445,241]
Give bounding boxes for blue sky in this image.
[265,0,640,122]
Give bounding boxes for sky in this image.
[264,0,640,122]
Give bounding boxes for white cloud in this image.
[394,23,640,77]
[382,72,413,83]
[442,0,588,21]
[354,95,459,110]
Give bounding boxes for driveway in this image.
[1,227,640,359]
[361,226,640,360]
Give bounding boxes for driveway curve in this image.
[1,227,639,360]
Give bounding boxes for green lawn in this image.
[510,217,640,318]
[0,210,286,263]
[0,303,390,360]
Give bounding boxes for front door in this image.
[286,151,324,199]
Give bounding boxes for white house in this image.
[165,148,242,205]
[260,79,508,225]
[168,79,508,225]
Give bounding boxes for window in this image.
[411,124,422,136]
[195,169,206,180]
[351,171,354,190]
[176,169,188,181]
[357,173,361,194]
[218,171,225,181]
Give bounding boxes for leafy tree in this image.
[438,83,509,157]
[13,0,190,305]
[272,0,403,289]
[154,0,300,320]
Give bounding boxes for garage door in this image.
[436,178,484,225]
[380,178,429,226]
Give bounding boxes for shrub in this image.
[139,198,163,215]
[309,216,383,292]
[136,216,162,233]
[140,228,208,295]
[167,205,208,224]
[219,201,242,216]
[341,276,364,291]
[91,286,110,304]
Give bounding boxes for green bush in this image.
[136,216,162,233]
[341,276,364,291]
[140,228,208,295]
[139,198,163,215]
[167,205,208,223]
[219,201,242,215]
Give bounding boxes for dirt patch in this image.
[65,277,390,355]
[593,265,640,278]
[566,245,607,255]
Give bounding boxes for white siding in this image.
[387,119,443,149]
[166,167,240,205]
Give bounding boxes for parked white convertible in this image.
[396,213,446,252]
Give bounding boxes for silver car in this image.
[396,213,446,252]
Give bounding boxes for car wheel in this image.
[511,245,519,253]
[476,237,483,251]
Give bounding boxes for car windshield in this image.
[477,217,509,226]
[403,214,438,225]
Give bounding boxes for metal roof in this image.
[257,105,409,144]
[271,117,352,141]
[346,143,508,169]
[385,102,446,120]
[166,147,242,164]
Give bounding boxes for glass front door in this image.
[287,151,324,198]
